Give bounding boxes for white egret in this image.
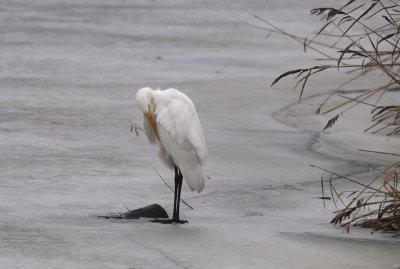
[136,87,208,224]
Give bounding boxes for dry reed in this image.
[249,0,400,134]
[249,0,400,235]
[314,161,400,236]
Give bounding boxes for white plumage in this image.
[136,87,208,193]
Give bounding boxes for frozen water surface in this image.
[1,1,399,268]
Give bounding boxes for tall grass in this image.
[250,0,400,235]
[313,163,400,236]
[249,0,400,134]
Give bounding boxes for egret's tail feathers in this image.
[180,165,206,193]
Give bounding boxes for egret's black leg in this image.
[174,169,183,221]
[171,167,187,223]
[151,166,187,224]
[172,165,179,220]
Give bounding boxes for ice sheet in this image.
[1,1,399,268]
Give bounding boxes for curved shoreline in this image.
[272,89,398,173]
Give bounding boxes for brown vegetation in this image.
[250,0,400,235]
[248,0,400,134]
[314,162,399,236]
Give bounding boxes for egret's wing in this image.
[157,123,206,193]
[186,113,208,163]
[155,97,208,192]
[156,97,208,163]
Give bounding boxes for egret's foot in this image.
[151,218,188,224]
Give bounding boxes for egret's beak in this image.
[147,106,160,140]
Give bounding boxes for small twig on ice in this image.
[129,120,144,137]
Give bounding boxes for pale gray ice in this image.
[1,1,399,268]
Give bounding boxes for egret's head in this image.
[136,87,155,114]
[136,87,160,140]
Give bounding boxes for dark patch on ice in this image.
[98,204,168,220]
[243,211,264,217]
[280,231,400,246]
[260,184,303,191]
